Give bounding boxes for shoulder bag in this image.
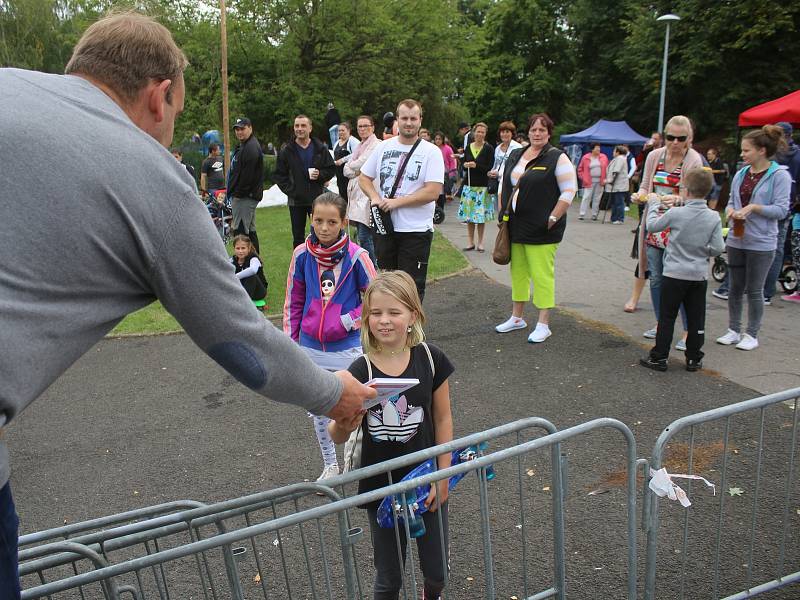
[371,139,422,236]
[492,149,554,265]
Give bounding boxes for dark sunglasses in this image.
[665,134,688,142]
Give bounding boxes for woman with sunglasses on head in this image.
[715,126,790,350]
[631,116,703,349]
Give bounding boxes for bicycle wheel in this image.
[780,265,797,292]
[712,257,727,282]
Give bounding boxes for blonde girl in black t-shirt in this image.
[329,271,454,600]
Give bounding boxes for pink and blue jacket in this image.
[283,241,376,352]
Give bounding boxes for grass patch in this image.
[111,205,468,336]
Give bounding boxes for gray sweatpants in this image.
[727,246,774,338]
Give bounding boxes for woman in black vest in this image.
[494,113,578,343]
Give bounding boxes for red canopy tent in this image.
[738,90,800,127]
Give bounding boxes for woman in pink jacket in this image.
[577,143,608,220]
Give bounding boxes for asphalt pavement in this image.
[436,197,800,395]
[9,240,799,597]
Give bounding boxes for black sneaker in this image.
[686,358,703,372]
[639,356,668,372]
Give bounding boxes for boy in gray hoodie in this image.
[640,168,725,371]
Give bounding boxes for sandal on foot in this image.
[462,245,475,251]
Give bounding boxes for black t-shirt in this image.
[202,156,225,190]
[348,343,454,501]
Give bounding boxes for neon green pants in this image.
[510,242,558,309]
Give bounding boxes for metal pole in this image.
[657,21,670,134]
[219,0,231,175]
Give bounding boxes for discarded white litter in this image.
[648,467,715,508]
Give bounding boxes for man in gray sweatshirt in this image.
[0,13,374,595]
[640,168,725,372]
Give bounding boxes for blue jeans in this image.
[763,218,789,299]
[610,191,626,223]
[0,483,20,600]
[355,221,378,268]
[646,245,688,329]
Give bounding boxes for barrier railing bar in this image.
[19,501,208,548]
[720,571,800,600]
[746,408,766,590]
[713,416,732,600]
[678,425,696,600]
[242,512,269,599]
[478,447,496,599]
[299,501,321,600]
[517,430,530,599]
[525,587,558,599]
[22,419,631,598]
[777,397,798,578]
[551,442,567,600]
[145,537,169,600]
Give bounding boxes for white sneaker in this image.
[642,327,658,339]
[735,334,758,351]
[716,329,741,345]
[496,316,527,333]
[317,464,340,481]
[527,323,551,343]
[675,338,687,352]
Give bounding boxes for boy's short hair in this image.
[683,167,713,198]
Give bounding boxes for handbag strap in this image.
[387,138,422,199]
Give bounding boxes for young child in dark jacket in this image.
[640,167,725,372]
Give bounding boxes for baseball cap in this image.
[776,121,793,136]
[234,117,252,129]
[458,122,469,129]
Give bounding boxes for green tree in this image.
[617,1,800,143]
[463,0,573,135]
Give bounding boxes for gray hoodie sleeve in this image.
[646,199,672,233]
[149,192,342,415]
[759,169,791,220]
[707,216,725,257]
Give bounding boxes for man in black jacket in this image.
[274,115,336,249]
[229,117,264,251]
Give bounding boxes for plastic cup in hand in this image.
[732,217,746,238]
[308,168,318,180]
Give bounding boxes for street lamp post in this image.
[656,13,680,134]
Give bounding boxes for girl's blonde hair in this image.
[360,271,426,353]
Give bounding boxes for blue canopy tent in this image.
[560,119,649,146]
[559,120,649,164]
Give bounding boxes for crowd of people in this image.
[2,10,799,600]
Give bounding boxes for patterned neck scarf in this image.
[306,229,349,269]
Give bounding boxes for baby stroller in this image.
[712,227,798,293]
[206,189,232,244]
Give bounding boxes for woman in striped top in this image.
[494,113,578,343]
[633,115,703,347]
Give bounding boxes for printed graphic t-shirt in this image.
[360,137,445,232]
[201,156,225,190]
[348,343,454,503]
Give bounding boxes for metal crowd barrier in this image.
[18,388,798,599]
[643,387,800,599]
[18,416,639,599]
